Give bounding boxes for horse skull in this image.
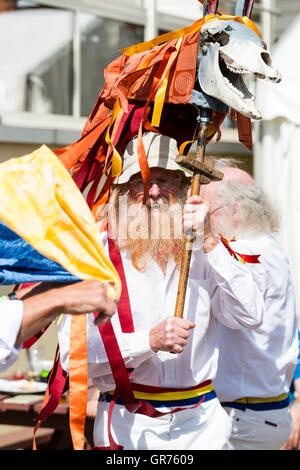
[197,19,281,119]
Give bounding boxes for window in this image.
[0,1,74,115]
[80,14,143,117]
[0,0,144,118]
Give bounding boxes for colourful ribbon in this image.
[121,15,262,56]
[151,36,183,127]
[219,234,261,264]
[105,98,123,177]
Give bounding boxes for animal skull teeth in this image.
[219,52,254,100]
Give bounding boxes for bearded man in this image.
[59,132,264,450]
[201,160,299,450]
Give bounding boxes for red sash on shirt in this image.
[95,238,205,450]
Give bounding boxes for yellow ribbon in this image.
[121,17,204,56]
[121,14,262,56]
[105,98,123,177]
[179,140,196,155]
[235,393,288,404]
[151,36,183,128]
[106,382,214,401]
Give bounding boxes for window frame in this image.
[0,0,198,139]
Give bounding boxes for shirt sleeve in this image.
[58,313,155,378]
[206,242,264,329]
[0,300,23,372]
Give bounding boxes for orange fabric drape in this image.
[68,314,88,450]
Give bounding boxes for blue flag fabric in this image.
[0,222,78,285]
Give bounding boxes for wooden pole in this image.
[174,109,214,318]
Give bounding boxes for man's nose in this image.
[148,182,161,198]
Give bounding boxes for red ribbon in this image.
[219,234,260,264]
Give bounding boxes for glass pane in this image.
[80,14,144,117]
[0,0,74,115]
[157,0,202,20]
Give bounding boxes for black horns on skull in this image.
[234,0,254,18]
[201,0,254,18]
[202,0,219,15]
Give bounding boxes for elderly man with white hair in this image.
[201,159,299,450]
[58,132,265,450]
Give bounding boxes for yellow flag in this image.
[0,145,121,300]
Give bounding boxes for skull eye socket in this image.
[213,31,230,46]
[261,52,272,66]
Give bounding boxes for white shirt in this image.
[59,233,264,391]
[0,300,23,372]
[213,234,299,402]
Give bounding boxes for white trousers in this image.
[94,397,232,450]
[223,406,293,450]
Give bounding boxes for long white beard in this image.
[108,195,184,270]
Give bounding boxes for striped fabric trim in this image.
[102,390,216,408]
[100,381,216,408]
[222,393,289,411]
